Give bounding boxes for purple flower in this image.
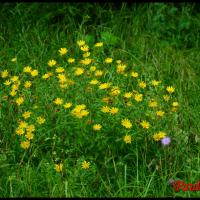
[161,137,171,146]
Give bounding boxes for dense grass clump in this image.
[0,3,199,197]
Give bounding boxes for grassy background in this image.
[0,2,200,197]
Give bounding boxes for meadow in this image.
[0,2,200,197]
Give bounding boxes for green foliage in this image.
[148,3,199,48]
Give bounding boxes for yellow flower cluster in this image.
[71,104,89,118]
[4,39,178,173]
[15,111,46,149]
[16,121,35,149]
[153,131,166,141]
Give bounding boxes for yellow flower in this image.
[85,82,93,89]
[124,92,132,98]
[16,128,25,135]
[74,68,84,76]
[117,64,126,73]
[124,135,132,144]
[166,86,175,94]
[151,80,161,86]
[48,72,53,76]
[11,76,19,82]
[31,70,38,77]
[1,70,9,78]
[163,95,170,101]
[11,84,19,91]
[20,140,30,149]
[16,97,24,106]
[23,66,32,73]
[101,106,110,113]
[105,58,113,63]
[22,111,32,119]
[79,110,89,117]
[83,52,90,58]
[110,87,120,96]
[55,163,63,172]
[90,66,96,72]
[158,131,166,139]
[172,102,179,107]
[138,81,146,89]
[81,58,92,65]
[71,104,89,118]
[54,98,63,105]
[148,100,158,108]
[140,120,150,129]
[24,81,32,88]
[4,80,11,86]
[116,60,121,64]
[93,124,102,131]
[99,83,111,90]
[25,132,34,140]
[48,59,57,67]
[36,116,46,124]
[156,110,165,117]
[68,58,75,63]
[11,57,17,62]
[77,40,85,46]
[121,118,132,129]
[18,121,28,129]
[126,101,132,107]
[80,45,89,52]
[153,133,161,141]
[172,107,177,112]
[95,70,103,77]
[15,80,21,86]
[153,131,166,141]
[134,93,143,102]
[10,90,17,97]
[75,104,86,110]
[95,42,103,47]
[64,102,72,109]
[58,47,68,56]
[109,107,119,115]
[101,97,112,103]
[56,67,65,73]
[90,79,99,85]
[57,74,67,83]
[131,71,139,78]
[81,160,90,169]
[27,124,35,133]
[42,73,50,79]
[60,84,68,89]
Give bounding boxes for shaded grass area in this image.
[0,3,200,197]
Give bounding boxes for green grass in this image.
[0,2,200,197]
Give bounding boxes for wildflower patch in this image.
[0,39,179,172]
